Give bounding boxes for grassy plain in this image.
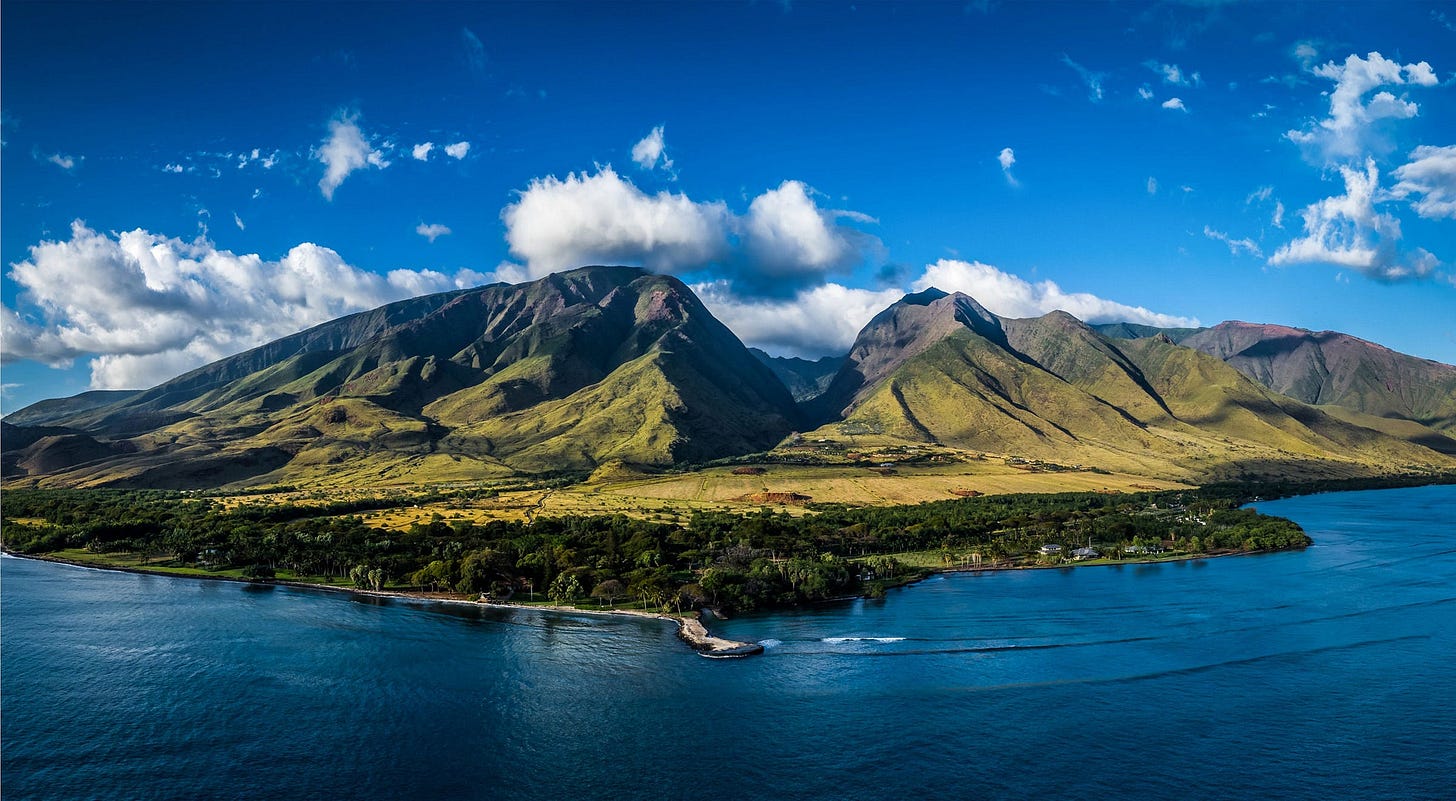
[254,455,1191,531]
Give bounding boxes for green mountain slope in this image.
[1,390,141,427]
[809,292,1455,481]
[3,267,799,487]
[1094,320,1456,434]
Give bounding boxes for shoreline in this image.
[1,549,763,658]
[4,543,1299,659]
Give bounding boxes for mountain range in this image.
[4,266,1454,488]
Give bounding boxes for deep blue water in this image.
[4,485,1454,800]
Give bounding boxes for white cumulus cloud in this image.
[1285,51,1438,163]
[1162,97,1187,112]
[2,221,489,388]
[412,142,435,161]
[911,259,1198,327]
[416,222,452,242]
[693,280,904,357]
[1269,158,1433,280]
[317,110,390,200]
[444,141,470,159]
[741,180,879,286]
[502,166,732,277]
[47,153,78,171]
[1390,145,1456,220]
[998,147,1018,186]
[500,167,880,290]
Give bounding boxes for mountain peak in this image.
[809,287,1011,422]
[898,287,949,306]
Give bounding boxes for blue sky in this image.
[3,1,1454,412]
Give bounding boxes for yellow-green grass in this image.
[193,458,1193,531]
[585,462,1188,508]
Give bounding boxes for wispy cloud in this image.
[46,152,79,171]
[1145,61,1189,85]
[1293,41,1320,68]
[1203,226,1263,258]
[1161,97,1188,112]
[462,28,488,80]
[235,148,278,170]
[1060,54,1106,102]
[416,222,452,242]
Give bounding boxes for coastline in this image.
[1,549,763,658]
[5,543,1287,654]
[865,544,1303,596]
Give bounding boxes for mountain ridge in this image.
[6,268,1454,489]
[1093,320,1456,438]
[804,291,1454,482]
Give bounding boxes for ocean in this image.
[4,484,1453,800]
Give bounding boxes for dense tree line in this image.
[0,481,1328,613]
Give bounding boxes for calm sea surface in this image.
[3,485,1454,800]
